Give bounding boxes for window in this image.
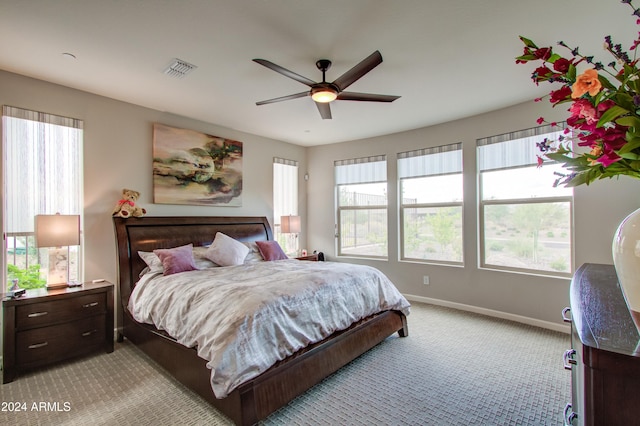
[335,155,387,258]
[2,106,83,289]
[273,157,298,255]
[399,143,463,264]
[477,124,573,277]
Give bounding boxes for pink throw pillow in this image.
[153,244,197,275]
[255,240,288,261]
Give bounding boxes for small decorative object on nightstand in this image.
[7,279,26,298]
[2,281,114,383]
[296,251,324,262]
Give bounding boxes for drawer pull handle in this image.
[27,311,48,318]
[563,402,577,425]
[82,329,98,337]
[28,342,48,349]
[83,302,99,308]
[561,307,572,323]
[563,349,577,370]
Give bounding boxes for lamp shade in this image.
[35,214,80,248]
[280,215,301,234]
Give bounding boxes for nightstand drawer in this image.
[15,293,105,329]
[16,314,106,367]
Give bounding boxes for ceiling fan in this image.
[252,50,400,119]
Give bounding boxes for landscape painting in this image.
[153,123,243,206]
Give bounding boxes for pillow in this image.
[153,244,198,275]
[205,232,249,266]
[192,246,219,269]
[255,240,288,261]
[243,241,264,263]
[138,251,163,276]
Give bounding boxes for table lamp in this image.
[35,214,81,289]
[280,215,301,256]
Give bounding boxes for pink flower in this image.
[569,99,598,124]
[596,146,622,167]
[536,117,545,124]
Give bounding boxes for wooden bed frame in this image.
[113,216,408,425]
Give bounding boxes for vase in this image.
[612,207,640,332]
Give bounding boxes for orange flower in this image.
[571,69,602,98]
[588,145,603,165]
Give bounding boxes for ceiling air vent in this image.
[163,58,197,78]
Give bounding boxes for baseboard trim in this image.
[403,294,570,334]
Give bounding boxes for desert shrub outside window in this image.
[477,124,573,277]
[335,155,387,259]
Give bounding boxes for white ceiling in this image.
[0,0,634,146]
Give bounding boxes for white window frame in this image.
[399,143,463,265]
[335,155,388,259]
[273,157,298,255]
[2,105,84,289]
[477,123,574,278]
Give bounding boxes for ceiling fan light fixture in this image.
[311,87,338,103]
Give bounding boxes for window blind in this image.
[2,105,83,233]
[334,155,386,185]
[477,123,567,172]
[398,143,462,179]
[273,157,298,224]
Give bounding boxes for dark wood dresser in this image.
[563,263,640,425]
[2,281,114,383]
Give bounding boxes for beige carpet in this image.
[0,303,571,425]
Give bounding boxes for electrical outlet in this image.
[423,275,430,285]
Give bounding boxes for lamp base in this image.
[46,281,83,290]
[46,282,69,290]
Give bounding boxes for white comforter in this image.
[128,259,410,398]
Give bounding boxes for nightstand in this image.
[2,281,114,383]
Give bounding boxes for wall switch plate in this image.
[423,275,430,285]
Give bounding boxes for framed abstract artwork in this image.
[153,123,243,206]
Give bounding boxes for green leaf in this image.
[566,172,590,187]
[616,115,640,129]
[515,55,536,62]
[597,105,629,127]
[618,137,640,154]
[519,36,538,48]
[567,64,576,82]
[545,152,574,163]
[598,75,617,91]
[547,53,562,63]
[615,93,635,111]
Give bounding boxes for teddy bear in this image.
[112,188,146,218]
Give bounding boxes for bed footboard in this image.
[122,308,406,425]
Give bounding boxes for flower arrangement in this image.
[516,0,640,186]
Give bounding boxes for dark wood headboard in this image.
[113,216,272,308]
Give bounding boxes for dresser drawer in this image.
[16,314,106,367]
[15,293,105,329]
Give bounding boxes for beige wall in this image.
[2,69,639,330]
[0,69,307,303]
[307,100,640,328]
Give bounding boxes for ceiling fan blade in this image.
[337,91,400,102]
[256,91,309,106]
[315,102,332,119]
[331,50,383,91]
[253,59,317,87]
